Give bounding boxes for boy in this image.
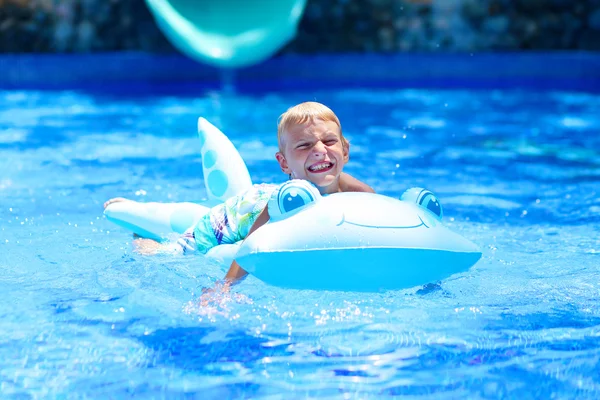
[222,101,374,285]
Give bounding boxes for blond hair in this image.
[277,102,348,151]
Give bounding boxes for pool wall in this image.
[1,52,599,92]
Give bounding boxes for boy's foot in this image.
[132,237,164,255]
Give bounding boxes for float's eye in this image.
[418,191,443,220]
[268,180,321,219]
[278,181,320,213]
[401,187,443,221]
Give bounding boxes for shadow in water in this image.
[135,326,293,370]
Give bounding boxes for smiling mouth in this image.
[308,162,334,173]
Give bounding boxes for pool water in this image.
[1,86,599,398]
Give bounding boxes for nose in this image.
[313,141,327,155]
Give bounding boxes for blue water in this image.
[1,85,599,398]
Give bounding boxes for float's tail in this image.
[104,201,210,241]
[104,118,253,240]
[145,0,307,68]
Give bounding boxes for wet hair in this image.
[277,101,348,152]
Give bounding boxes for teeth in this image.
[310,163,331,171]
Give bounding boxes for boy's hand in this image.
[199,281,232,307]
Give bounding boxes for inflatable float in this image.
[104,118,482,292]
[144,0,307,68]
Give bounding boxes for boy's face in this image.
[276,118,349,194]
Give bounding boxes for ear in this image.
[343,140,350,163]
[276,152,291,174]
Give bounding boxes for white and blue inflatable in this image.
[104,118,482,292]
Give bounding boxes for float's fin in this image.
[197,117,253,202]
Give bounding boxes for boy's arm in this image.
[223,206,271,285]
[339,172,375,193]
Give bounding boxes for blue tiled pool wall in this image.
[1,52,599,92]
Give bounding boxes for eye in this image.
[268,180,322,219]
[295,143,309,149]
[401,187,443,221]
[278,181,319,213]
[418,192,443,220]
[324,139,338,145]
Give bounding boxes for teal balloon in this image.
[203,150,218,169]
[208,169,229,197]
[145,0,308,68]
